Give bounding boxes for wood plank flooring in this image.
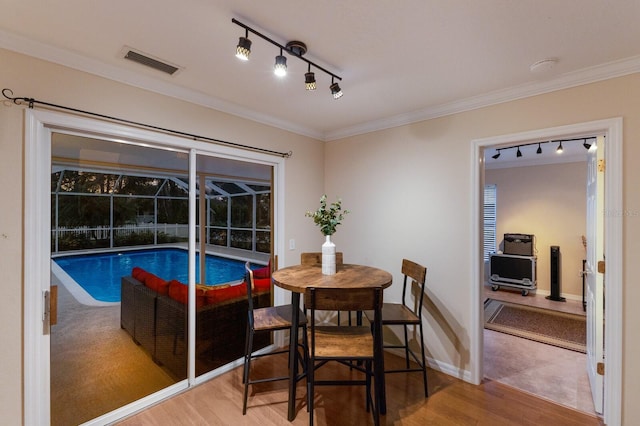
[117,351,603,426]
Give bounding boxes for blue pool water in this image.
[53,248,255,303]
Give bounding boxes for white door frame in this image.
[24,109,288,425]
[470,118,622,426]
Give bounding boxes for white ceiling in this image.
[1,0,639,143]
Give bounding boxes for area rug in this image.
[484,298,586,353]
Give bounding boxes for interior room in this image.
[482,142,594,413]
[1,2,638,425]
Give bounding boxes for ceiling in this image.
[1,1,639,144]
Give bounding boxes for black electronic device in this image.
[547,245,565,301]
[503,233,535,256]
[489,253,537,296]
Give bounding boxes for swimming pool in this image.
[53,248,257,303]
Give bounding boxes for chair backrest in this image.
[304,286,382,313]
[401,259,428,315]
[306,286,383,358]
[300,252,344,266]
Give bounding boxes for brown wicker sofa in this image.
[120,267,271,380]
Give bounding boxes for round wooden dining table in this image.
[272,263,393,421]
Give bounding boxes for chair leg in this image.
[242,327,254,415]
[300,325,309,374]
[367,359,380,426]
[403,324,410,369]
[308,356,315,426]
[418,322,429,398]
[365,359,371,412]
[300,325,310,412]
[242,322,250,385]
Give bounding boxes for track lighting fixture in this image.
[235,29,251,61]
[305,64,316,90]
[274,49,287,77]
[490,137,595,160]
[232,18,343,98]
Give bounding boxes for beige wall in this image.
[326,74,639,424]
[2,45,639,424]
[486,161,587,298]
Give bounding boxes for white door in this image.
[585,135,605,414]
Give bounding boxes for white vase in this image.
[322,234,336,275]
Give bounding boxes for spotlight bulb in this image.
[305,71,316,90]
[235,36,251,60]
[556,142,564,154]
[536,144,542,154]
[274,53,287,77]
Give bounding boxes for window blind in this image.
[483,184,497,262]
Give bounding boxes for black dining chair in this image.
[305,286,382,426]
[365,258,429,397]
[242,262,308,415]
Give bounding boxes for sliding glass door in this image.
[49,133,275,424]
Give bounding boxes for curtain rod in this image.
[2,88,293,158]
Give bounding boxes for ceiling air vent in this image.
[123,48,180,75]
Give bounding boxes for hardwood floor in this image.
[118,351,603,426]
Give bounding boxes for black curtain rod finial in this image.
[2,88,34,108]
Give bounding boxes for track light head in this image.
[556,142,564,154]
[492,151,501,159]
[305,71,316,90]
[330,77,343,99]
[235,31,251,60]
[536,143,542,154]
[583,140,592,150]
[274,50,287,77]
[330,82,343,99]
[516,147,522,158]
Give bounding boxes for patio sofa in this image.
[120,265,271,379]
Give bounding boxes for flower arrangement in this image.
[305,194,349,236]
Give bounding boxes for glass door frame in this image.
[24,109,287,425]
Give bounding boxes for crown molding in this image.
[3,28,638,143]
[324,55,640,141]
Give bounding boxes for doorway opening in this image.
[481,139,596,413]
[470,118,623,426]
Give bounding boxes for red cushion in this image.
[168,280,206,307]
[205,284,247,305]
[253,278,271,292]
[132,266,150,283]
[145,274,169,295]
[253,260,271,279]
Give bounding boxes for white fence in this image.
[53,223,190,240]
